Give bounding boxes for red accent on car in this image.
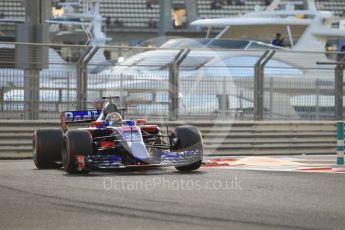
[91,121,103,127]
[100,141,116,148]
[121,126,139,132]
[136,119,147,125]
[75,155,85,170]
[141,125,158,133]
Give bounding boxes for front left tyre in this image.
[63,130,93,174]
[33,128,64,169]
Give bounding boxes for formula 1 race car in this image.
[33,97,203,174]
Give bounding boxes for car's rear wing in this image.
[60,110,101,132]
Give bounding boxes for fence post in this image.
[23,69,40,120]
[269,77,273,120]
[335,64,344,120]
[76,46,98,110]
[158,0,172,36]
[254,50,275,120]
[0,87,3,111]
[17,0,50,120]
[120,73,124,107]
[76,63,84,110]
[168,62,179,121]
[316,79,320,120]
[316,62,345,120]
[336,121,344,165]
[168,48,190,121]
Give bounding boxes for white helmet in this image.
[105,112,123,126]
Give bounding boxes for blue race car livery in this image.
[33,97,203,174]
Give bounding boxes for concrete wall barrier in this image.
[0,120,337,159]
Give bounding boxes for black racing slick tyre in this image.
[174,125,203,172]
[63,130,93,174]
[175,160,202,172]
[33,128,64,169]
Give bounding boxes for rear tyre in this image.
[174,125,203,172]
[63,130,93,174]
[33,128,64,169]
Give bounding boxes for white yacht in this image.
[109,0,345,75]
[192,0,345,52]
[0,0,110,109]
[98,0,345,119]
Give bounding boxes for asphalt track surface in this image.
[1,160,345,230]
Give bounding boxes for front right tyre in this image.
[173,125,203,172]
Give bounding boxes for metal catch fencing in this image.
[0,42,343,120]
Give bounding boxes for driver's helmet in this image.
[105,112,123,126]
